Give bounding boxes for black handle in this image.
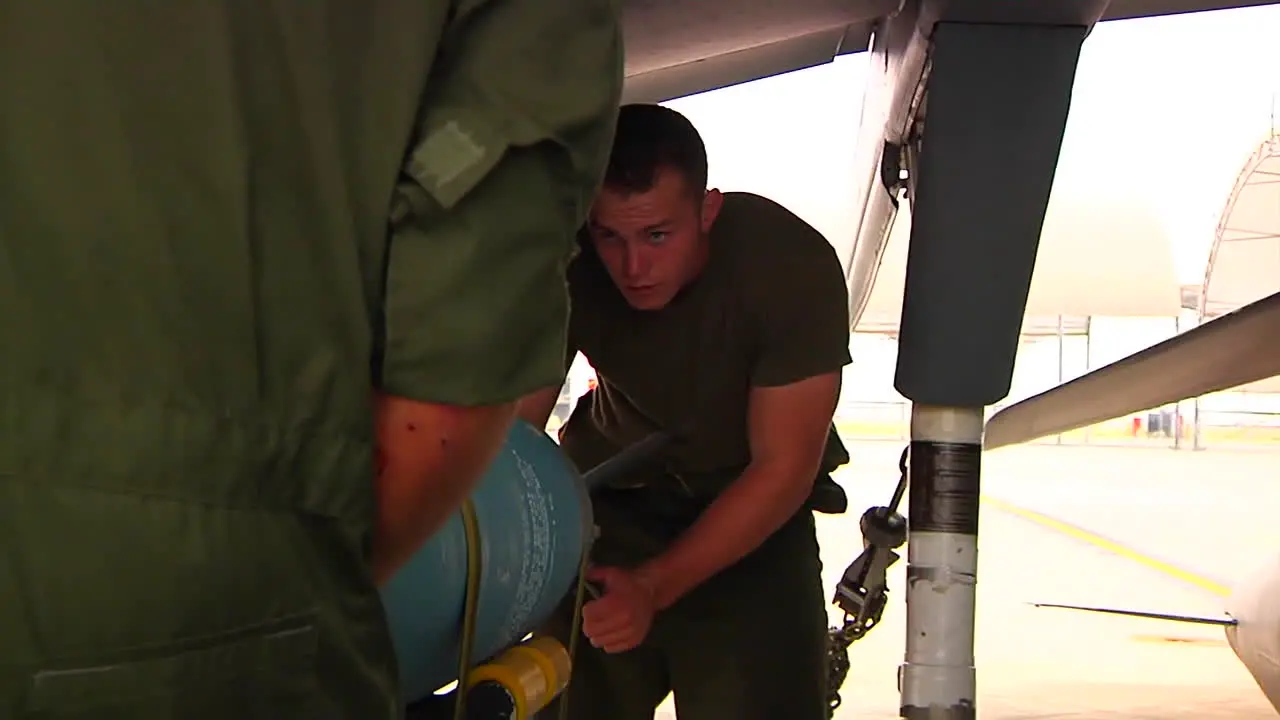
[579,431,675,491]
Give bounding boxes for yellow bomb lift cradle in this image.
[464,635,573,718]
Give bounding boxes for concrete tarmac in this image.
[655,440,1277,719]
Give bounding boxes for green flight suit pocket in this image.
[22,612,322,719]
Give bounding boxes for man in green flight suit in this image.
[0,2,621,718]
[519,104,852,720]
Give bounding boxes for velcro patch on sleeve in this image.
[406,112,510,211]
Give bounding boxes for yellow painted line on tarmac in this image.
[980,495,1232,598]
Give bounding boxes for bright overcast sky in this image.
[666,4,1280,285]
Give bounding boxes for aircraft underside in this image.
[836,1,1280,717]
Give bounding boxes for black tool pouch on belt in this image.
[807,473,848,515]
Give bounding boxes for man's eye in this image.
[647,231,668,244]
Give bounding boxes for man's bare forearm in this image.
[637,462,813,609]
[371,394,516,585]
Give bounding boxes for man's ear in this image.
[700,189,724,233]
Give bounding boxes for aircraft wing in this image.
[620,0,891,105]
[623,0,1280,105]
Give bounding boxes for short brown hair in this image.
[603,104,708,195]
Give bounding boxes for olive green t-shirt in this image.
[560,191,852,499]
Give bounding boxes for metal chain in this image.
[825,630,853,717]
[825,445,910,717]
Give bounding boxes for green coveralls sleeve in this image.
[381,0,624,407]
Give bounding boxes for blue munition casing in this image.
[380,420,593,704]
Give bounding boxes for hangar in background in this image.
[1199,133,1280,392]
[856,185,1184,335]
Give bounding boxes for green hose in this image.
[452,500,483,720]
[557,547,593,720]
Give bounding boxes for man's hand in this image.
[580,565,657,653]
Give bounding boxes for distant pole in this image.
[1193,395,1204,451]
[1191,310,1205,451]
[1173,315,1183,450]
[1056,314,1065,445]
[1083,316,1092,444]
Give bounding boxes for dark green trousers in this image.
[539,489,828,720]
